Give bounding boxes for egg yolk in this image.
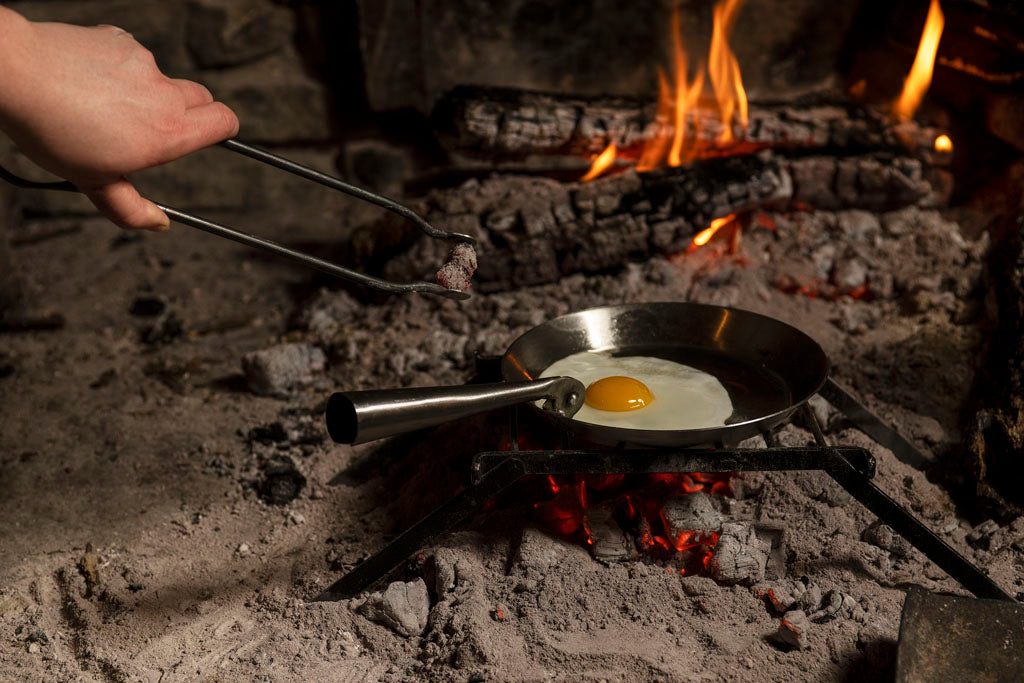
[584,376,654,411]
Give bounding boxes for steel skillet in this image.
[325,302,830,448]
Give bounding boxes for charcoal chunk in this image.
[773,610,810,650]
[129,295,166,317]
[585,507,634,564]
[242,343,326,397]
[711,522,771,585]
[808,589,863,623]
[863,522,912,558]
[258,456,306,505]
[436,243,478,292]
[661,491,723,544]
[359,579,430,637]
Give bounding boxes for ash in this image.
[2,197,1019,682]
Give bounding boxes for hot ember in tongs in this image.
[0,139,477,299]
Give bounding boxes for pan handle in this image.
[325,377,586,445]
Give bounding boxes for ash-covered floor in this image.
[1,196,1021,681]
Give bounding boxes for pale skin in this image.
[0,6,239,231]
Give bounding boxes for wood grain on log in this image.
[432,86,941,161]
[365,152,932,293]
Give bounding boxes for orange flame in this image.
[580,142,618,181]
[893,0,945,121]
[667,8,706,167]
[636,70,674,172]
[934,134,952,152]
[709,0,748,144]
[690,214,736,249]
[590,2,750,176]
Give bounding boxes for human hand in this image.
[0,11,239,231]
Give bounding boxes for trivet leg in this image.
[824,450,1015,602]
[819,378,930,468]
[314,456,526,600]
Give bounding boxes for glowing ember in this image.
[893,0,945,121]
[580,142,618,182]
[934,134,953,152]
[531,470,734,576]
[709,0,748,143]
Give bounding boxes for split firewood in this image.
[432,85,942,161]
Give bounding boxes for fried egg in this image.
[538,352,733,430]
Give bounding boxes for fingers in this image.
[83,179,170,232]
[169,101,240,157]
[172,79,214,109]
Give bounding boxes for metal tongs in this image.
[0,139,477,300]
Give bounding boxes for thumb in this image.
[82,179,170,232]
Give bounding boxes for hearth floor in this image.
[0,200,1018,681]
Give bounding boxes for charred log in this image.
[432,85,941,161]
[964,215,1024,517]
[363,152,932,293]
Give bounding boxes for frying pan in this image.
[325,302,830,448]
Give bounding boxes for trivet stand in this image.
[317,378,1015,603]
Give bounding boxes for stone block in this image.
[186,0,293,69]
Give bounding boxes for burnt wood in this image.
[432,86,941,161]
[366,152,931,292]
[965,215,1024,516]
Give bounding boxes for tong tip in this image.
[446,232,477,246]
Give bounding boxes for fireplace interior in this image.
[1,0,1023,680]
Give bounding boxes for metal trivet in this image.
[317,375,1015,603]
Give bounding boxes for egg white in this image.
[538,352,734,430]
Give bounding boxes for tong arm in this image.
[0,141,474,300]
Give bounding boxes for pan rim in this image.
[501,301,830,446]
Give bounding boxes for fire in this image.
[685,214,737,254]
[667,7,706,167]
[581,0,748,180]
[893,0,945,121]
[709,0,748,143]
[636,70,674,172]
[580,142,618,182]
[934,134,953,152]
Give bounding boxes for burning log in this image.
[432,86,942,162]
[370,152,931,293]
